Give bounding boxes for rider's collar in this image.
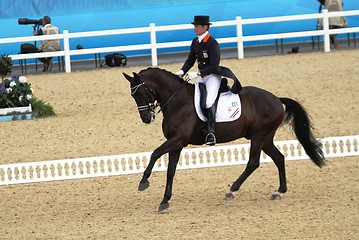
[198,31,209,43]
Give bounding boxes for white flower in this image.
[30,87,33,93]
[10,81,16,87]
[19,76,27,83]
[6,88,12,93]
[19,96,23,102]
[26,94,32,100]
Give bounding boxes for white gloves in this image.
[187,71,200,80]
[175,70,200,80]
[175,70,184,77]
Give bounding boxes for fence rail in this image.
[1,9,358,73]
[0,135,358,186]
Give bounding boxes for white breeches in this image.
[197,74,221,108]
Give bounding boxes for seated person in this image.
[33,16,61,72]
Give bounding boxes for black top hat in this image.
[191,15,211,25]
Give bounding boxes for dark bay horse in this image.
[123,67,325,213]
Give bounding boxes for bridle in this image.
[130,77,157,114]
[131,73,190,114]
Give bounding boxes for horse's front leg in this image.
[158,149,182,213]
[138,139,184,191]
[138,148,162,191]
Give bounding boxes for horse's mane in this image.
[139,67,191,86]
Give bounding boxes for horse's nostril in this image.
[143,116,151,124]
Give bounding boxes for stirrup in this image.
[205,132,216,146]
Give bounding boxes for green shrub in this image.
[31,97,56,118]
[0,54,13,82]
[0,74,56,117]
[0,55,56,118]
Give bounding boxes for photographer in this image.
[33,16,61,72]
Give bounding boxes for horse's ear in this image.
[122,72,132,82]
[133,72,140,79]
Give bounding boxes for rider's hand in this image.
[187,71,199,80]
[175,70,184,77]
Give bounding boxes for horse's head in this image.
[123,72,156,124]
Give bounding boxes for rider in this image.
[175,15,222,146]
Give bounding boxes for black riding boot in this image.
[205,105,216,146]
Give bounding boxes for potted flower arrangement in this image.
[0,54,55,120]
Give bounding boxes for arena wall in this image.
[1,0,358,59]
[1,135,357,186]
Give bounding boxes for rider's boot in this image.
[205,105,216,145]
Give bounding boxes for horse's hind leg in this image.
[226,139,263,199]
[262,141,287,200]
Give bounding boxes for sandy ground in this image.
[0,49,358,239]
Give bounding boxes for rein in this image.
[157,80,188,113]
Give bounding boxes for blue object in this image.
[1,0,358,60]
[0,113,36,122]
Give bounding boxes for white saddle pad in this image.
[194,82,241,122]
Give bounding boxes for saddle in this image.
[195,79,241,123]
[198,78,229,114]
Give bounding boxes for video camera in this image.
[18,18,43,26]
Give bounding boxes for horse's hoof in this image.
[270,191,283,200]
[158,202,169,213]
[138,181,150,191]
[225,191,235,200]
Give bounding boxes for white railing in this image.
[0,135,358,186]
[1,9,359,73]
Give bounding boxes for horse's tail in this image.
[279,98,326,168]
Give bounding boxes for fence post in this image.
[150,23,158,66]
[322,9,330,52]
[236,16,244,59]
[63,30,71,73]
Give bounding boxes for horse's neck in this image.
[148,74,184,98]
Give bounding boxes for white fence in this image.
[0,135,358,186]
[1,9,358,73]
